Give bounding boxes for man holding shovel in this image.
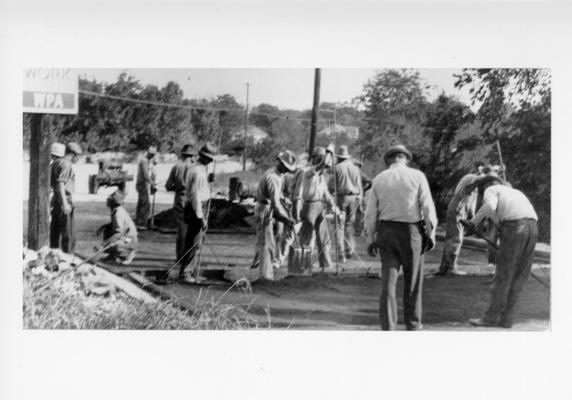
[250,151,297,281]
[179,143,216,283]
[463,175,538,328]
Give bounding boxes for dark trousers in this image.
[101,224,137,258]
[136,185,150,226]
[377,221,424,331]
[180,202,208,277]
[49,199,75,253]
[174,205,188,261]
[483,219,537,325]
[335,195,358,257]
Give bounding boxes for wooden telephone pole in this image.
[308,68,321,158]
[27,114,52,250]
[242,82,251,171]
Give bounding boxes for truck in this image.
[88,159,134,194]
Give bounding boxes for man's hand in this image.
[460,219,475,233]
[63,202,72,215]
[201,218,208,231]
[150,184,157,195]
[367,242,379,258]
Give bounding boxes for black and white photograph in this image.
[21,67,551,331]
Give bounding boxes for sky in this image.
[79,68,474,111]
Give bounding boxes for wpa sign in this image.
[23,68,78,114]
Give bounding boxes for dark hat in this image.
[476,175,506,188]
[107,190,125,206]
[277,150,297,172]
[66,142,82,155]
[180,144,195,157]
[336,145,351,159]
[198,143,217,159]
[384,144,412,164]
[311,147,327,165]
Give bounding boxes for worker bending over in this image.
[464,175,538,328]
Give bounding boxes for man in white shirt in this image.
[180,143,216,283]
[464,176,538,328]
[365,144,437,331]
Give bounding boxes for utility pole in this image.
[309,68,321,158]
[242,82,251,171]
[27,114,52,250]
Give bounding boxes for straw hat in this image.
[51,143,65,157]
[198,143,217,159]
[336,145,351,159]
[277,150,297,172]
[66,142,82,155]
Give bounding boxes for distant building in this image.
[318,123,359,140]
[230,126,269,144]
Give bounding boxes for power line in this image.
[79,89,337,123]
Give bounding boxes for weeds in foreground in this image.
[23,271,265,330]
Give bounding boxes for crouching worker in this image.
[96,190,138,265]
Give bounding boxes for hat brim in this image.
[199,151,216,159]
[384,149,412,162]
[279,160,296,172]
[336,154,351,159]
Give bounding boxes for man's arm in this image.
[471,187,498,226]
[186,169,204,220]
[364,184,378,244]
[268,175,292,224]
[138,159,152,185]
[418,174,438,238]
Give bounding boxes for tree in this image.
[417,94,476,215]
[455,68,551,241]
[357,69,430,173]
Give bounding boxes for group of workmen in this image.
[47,140,540,331]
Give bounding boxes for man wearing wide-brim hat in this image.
[96,190,138,265]
[49,141,82,253]
[135,146,158,230]
[159,144,196,282]
[179,143,217,283]
[364,144,437,331]
[294,146,342,273]
[330,145,363,262]
[250,150,297,280]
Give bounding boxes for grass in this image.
[23,268,266,330]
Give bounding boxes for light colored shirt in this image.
[333,159,363,197]
[136,157,154,189]
[50,158,75,194]
[111,206,138,240]
[364,163,437,243]
[471,184,537,226]
[185,163,210,219]
[295,167,335,210]
[256,167,290,221]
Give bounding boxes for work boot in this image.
[121,251,136,265]
[468,317,499,327]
